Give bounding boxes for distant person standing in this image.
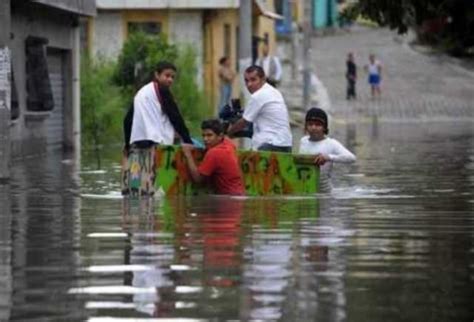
[365,54,382,98]
[256,42,282,87]
[217,56,235,114]
[346,52,357,100]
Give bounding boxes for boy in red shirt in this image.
[182,119,245,195]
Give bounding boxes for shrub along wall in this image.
[81,32,211,149]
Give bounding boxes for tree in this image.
[356,0,474,56]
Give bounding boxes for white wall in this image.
[92,11,124,59]
[168,10,204,87]
[97,0,238,9]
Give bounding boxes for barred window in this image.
[25,36,54,111]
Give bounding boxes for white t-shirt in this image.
[368,61,381,75]
[130,82,175,145]
[243,83,292,150]
[299,136,356,192]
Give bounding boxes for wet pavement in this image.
[313,27,474,122]
[1,118,473,321]
[280,26,474,124]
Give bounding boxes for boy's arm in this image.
[328,140,356,163]
[182,145,204,183]
[227,118,248,137]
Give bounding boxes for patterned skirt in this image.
[121,145,157,197]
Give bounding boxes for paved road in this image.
[308,26,474,123]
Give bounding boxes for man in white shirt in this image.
[227,65,292,152]
[256,42,282,87]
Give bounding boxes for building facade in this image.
[87,0,280,111]
[9,0,95,159]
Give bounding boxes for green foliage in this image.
[173,45,212,135]
[114,32,178,93]
[339,2,361,26]
[356,0,474,56]
[81,32,211,151]
[80,56,127,147]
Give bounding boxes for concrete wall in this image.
[168,10,204,87]
[97,0,238,9]
[31,0,96,16]
[91,11,124,59]
[10,4,78,158]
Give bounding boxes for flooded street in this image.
[1,120,473,321]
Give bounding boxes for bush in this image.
[114,32,178,94]
[80,32,211,151]
[173,45,212,135]
[339,2,360,26]
[81,56,127,148]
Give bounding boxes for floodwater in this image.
[1,120,473,322]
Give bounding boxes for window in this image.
[79,19,89,53]
[128,22,162,35]
[11,65,19,120]
[275,0,284,15]
[235,26,239,70]
[223,23,231,58]
[25,36,54,111]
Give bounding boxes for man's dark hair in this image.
[305,107,329,134]
[155,61,177,74]
[245,65,265,79]
[201,119,225,135]
[219,56,228,65]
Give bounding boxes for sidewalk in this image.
[279,25,474,125]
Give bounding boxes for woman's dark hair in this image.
[201,119,224,135]
[219,56,228,65]
[245,65,265,79]
[155,61,177,74]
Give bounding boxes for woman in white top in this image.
[299,108,356,192]
[122,61,193,197]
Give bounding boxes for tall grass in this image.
[173,45,213,135]
[80,56,127,148]
[80,32,212,151]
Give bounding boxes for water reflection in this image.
[0,184,12,322]
[3,121,474,321]
[8,152,84,320]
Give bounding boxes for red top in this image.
[198,138,245,195]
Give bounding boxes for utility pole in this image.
[302,0,312,110]
[238,0,252,100]
[0,0,11,180]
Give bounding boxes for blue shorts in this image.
[369,74,380,85]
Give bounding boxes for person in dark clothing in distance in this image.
[346,52,357,100]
